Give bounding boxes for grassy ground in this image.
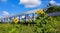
[53,16,60,33]
[0,16,60,33]
[56,21,60,33]
[0,23,35,33]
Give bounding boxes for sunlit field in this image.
[0,6,60,33]
[0,16,60,33]
[0,23,35,33]
[54,16,60,33]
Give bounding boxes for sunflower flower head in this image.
[14,18,19,24]
[36,9,45,15]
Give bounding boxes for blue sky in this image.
[0,0,60,17]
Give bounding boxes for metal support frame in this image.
[25,14,26,23]
[1,19,2,22]
[9,17,12,22]
[32,13,34,23]
[19,16,20,22]
[14,17,15,19]
[24,14,29,23]
[6,18,8,22]
[4,18,5,22]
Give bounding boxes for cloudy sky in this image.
[0,0,60,18]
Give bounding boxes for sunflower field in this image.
[0,6,60,33]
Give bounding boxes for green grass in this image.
[0,16,60,33]
[0,23,35,33]
[53,16,60,33]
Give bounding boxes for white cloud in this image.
[19,0,41,8]
[0,11,9,18]
[1,0,7,2]
[0,11,15,19]
[50,0,55,4]
[3,11,9,16]
[50,0,60,6]
[3,11,16,17]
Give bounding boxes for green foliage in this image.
[0,23,35,33]
[0,16,60,33]
[0,8,60,33]
[34,13,57,33]
[52,16,60,33]
[46,6,60,13]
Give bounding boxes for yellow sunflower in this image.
[36,9,45,14]
[13,18,19,24]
